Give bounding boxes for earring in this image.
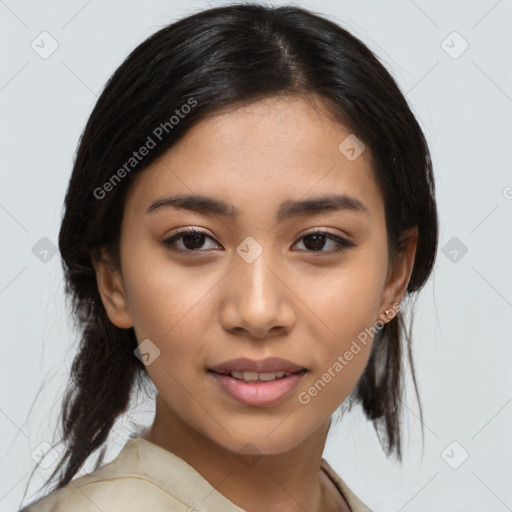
[377,304,399,325]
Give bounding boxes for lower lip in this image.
[209,370,306,406]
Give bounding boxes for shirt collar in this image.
[117,436,370,511]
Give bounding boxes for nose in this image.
[219,251,296,339]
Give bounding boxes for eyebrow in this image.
[145,193,370,221]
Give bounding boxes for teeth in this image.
[230,370,290,381]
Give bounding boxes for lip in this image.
[209,357,306,374]
[209,370,307,407]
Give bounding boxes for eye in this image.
[292,229,356,255]
[162,228,220,252]
[162,227,356,255]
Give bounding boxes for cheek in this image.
[295,251,385,400]
[299,254,385,338]
[122,244,195,327]
[121,246,218,365]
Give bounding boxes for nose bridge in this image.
[220,238,295,336]
[235,241,280,309]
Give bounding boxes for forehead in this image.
[124,95,384,223]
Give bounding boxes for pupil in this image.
[304,234,326,251]
[184,233,205,249]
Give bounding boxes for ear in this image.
[91,247,133,329]
[378,226,418,323]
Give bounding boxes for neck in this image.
[142,394,349,512]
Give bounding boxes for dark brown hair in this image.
[21,2,438,505]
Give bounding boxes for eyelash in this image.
[161,228,356,256]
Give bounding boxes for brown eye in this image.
[162,228,220,252]
[179,231,207,250]
[293,230,356,254]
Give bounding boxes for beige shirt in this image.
[22,437,372,511]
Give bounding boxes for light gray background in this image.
[1,0,511,510]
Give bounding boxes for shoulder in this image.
[20,475,191,512]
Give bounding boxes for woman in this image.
[20,3,438,511]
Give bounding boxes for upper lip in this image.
[209,357,306,374]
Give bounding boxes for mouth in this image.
[208,356,307,376]
[208,368,307,382]
[207,368,308,406]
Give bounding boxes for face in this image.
[93,95,417,457]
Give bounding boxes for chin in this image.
[212,426,311,458]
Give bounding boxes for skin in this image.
[92,94,418,512]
